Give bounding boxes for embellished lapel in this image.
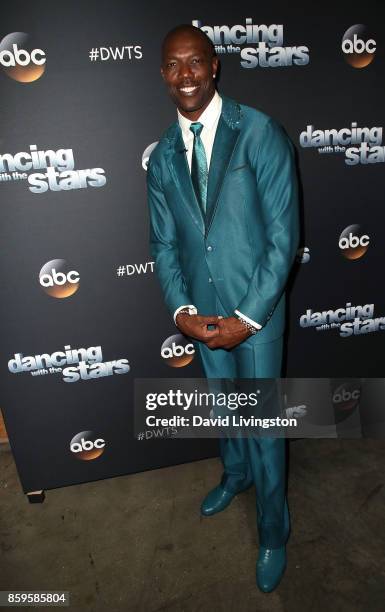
[205,96,242,236]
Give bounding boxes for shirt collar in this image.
[177,90,222,138]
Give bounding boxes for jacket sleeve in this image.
[146,156,193,317]
[235,118,300,327]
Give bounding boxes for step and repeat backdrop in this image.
[0,1,384,493]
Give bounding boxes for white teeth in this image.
[180,86,198,93]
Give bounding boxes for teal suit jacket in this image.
[147,95,299,344]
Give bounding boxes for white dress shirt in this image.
[173,90,261,331]
[177,89,222,171]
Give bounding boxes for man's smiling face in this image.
[161,28,218,121]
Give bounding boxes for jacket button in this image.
[208,277,212,283]
[207,245,212,252]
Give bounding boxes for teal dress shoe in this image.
[256,546,287,592]
[200,483,251,516]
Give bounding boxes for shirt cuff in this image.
[234,309,262,330]
[173,305,198,324]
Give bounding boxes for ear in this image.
[160,66,165,81]
[212,56,219,76]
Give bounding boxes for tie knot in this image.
[190,122,204,137]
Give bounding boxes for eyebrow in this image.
[163,51,205,60]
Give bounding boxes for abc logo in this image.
[39,259,80,298]
[333,389,360,405]
[161,334,195,367]
[0,32,46,82]
[332,383,361,423]
[342,25,376,68]
[142,142,159,171]
[70,431,106,460]
[339,225,369,260]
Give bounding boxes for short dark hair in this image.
[161,24,216,60]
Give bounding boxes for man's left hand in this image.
[205,316,254,350]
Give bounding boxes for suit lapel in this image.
[167,126,205,235]
[205,108,241,236]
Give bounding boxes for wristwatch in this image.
[178,306,197,316]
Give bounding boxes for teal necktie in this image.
[189,122,208,215]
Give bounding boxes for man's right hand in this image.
[175,313,220,343]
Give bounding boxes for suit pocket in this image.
[229,163,249,172]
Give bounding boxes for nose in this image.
[178,61,194,80]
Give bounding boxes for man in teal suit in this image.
[147,24,299,592]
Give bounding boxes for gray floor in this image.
[1,439,385,612]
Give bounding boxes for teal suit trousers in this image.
[195,291,290,549]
